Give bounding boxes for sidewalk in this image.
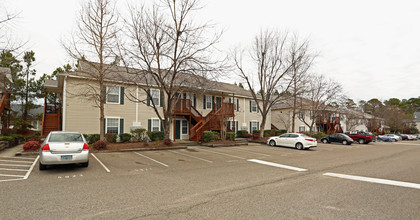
[0,144,25,157]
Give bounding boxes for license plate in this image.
[61,155,72,161]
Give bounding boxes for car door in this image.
[276,133,290,146]
[288,134,299,148]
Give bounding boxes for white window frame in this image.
[151,118,160,131]
[106,86,120,104]
[250,120,259,133]
[181,120,188,135]
[206,95,212,109]
[299,125,305,132]
[230,120,238,133]
[251,100,258,113]
[106,117,120,134]
[298,111,305,120]
[151,89,160,107]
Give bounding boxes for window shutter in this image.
[257,121,260,130]
[250,121,252,133]
[193,94,196,108]
[148,119,151,131]
[227,121,231,130]
[203,95,206,109]
[120,87,124,105]
[147,89,150,106]
[249,100,252,112]
[104,118,106,134]
[120,119,124,134]
[212,96,215,109]
[235,121,238,133]
[229,98,232,103]
[103,86,107,103]
[237,99,240,111]
[257,102,259,113]
[160,90,163,107]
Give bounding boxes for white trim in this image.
[205,95,212,109]
[106,85,120,104]
[150,89,160,107]
[150,118,160,131]
[105,117,121,134]
[251,100,258,113]
[250,120,259,133]
[181,119,188,135]
[136,87,138,122]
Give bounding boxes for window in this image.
[310,111,314,120]
[151,89,160,106]
[298,111,305,120]
[152,119,160,131]
[107,86,120,104]
[230,98,239,111]
[250,121,259,133]
[251,100,258,113]
[182,120,188,134]
[206,95,212,109]
[106,118,119,133]
[299,126,305,132]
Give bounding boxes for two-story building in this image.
[42,61,271,141]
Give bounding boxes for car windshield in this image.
[49,133,84,142]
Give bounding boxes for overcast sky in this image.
[4,0,420,102]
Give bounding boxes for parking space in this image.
[0,156,38,182]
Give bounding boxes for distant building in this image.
[413,112,420,132]
[11,104,43,131]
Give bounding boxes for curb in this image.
[201,143,248,148]
[91,146,187,153]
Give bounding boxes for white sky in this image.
[4,0,420,102]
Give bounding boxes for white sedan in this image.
[383,134,402,141]
[267,133,317,150]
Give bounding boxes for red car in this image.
[344,131,374,144]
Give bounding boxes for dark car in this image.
[321,133,354,145]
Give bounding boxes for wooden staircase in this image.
[0,92,11,132]
[174,98,234,141]
[317,115,343,134]
[41,103,61,137]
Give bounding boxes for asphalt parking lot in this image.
[1,140,419,219]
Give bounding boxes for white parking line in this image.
[0,174,25,178]
[198,148,246,160]
[0,168,29,172]
[394,143,420,146]
[0,156,35,160]
[0,178,24,182]
[133,152,169,167]
[323,172,420,190]
[231,147,271,157]
[23,156,39,180]
[0,159,34,164]
[0,164,31,167]
[91,153,111,173]
[169,150,213,163]
[248,159,308,172]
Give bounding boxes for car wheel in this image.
[295,143,303,150]
[39,162,47,170]
[322,139,328,144]
[81,161,89,168]
[342,140,348,145]
[358,139,365,144]
[269,140,276,146]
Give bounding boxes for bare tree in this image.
[297,74,343,133]
[119,0,225,140]
[0,1,25,51]
[233,30,312,138]
[63,0,119,141]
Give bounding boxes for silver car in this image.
[267,133,317,150]
[39,131,89,170]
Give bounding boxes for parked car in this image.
[344,131,374,144]
[320,133,354,145]
[377,135,393,142]
[383,134,402,142]
[267,133,317,150]
[39,131,90,170]
[396,134,408,140]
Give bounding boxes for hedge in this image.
[119,133,132,143]
[105,133,117,143]
[226,132,235,141]
[148,131,164,141]
[202,131,214,143]
[252,129,260,134]
[275,129,287,135]
[237,130,248,138]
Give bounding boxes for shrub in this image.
[252,129,260,134]
[252,133,260,139]
[202,131,214,143]
[212,131,220,140]
[264,130,276,137]
[131,129,148,142]
[34,132,41,137]
[163,138,172,146]
[88,134,100,144]
[310,132,326,141]
[105,133,117,143]
[119,133,132,143]
[0,136,14,142]
[275,129,287,136]
[27,137,42,144]
[92,140,107,150]
[83,134,89,141]
[237,130,248,138]
[226,132,235,141]
[150,131,164,141]
[243,133,252,138]
[23,141,41,151]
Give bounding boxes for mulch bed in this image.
[105,141,179,151]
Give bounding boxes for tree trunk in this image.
[99,83,105,141]
[259,112,267,138]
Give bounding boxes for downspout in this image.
[62,75,67,131]
[136,87,138,122]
